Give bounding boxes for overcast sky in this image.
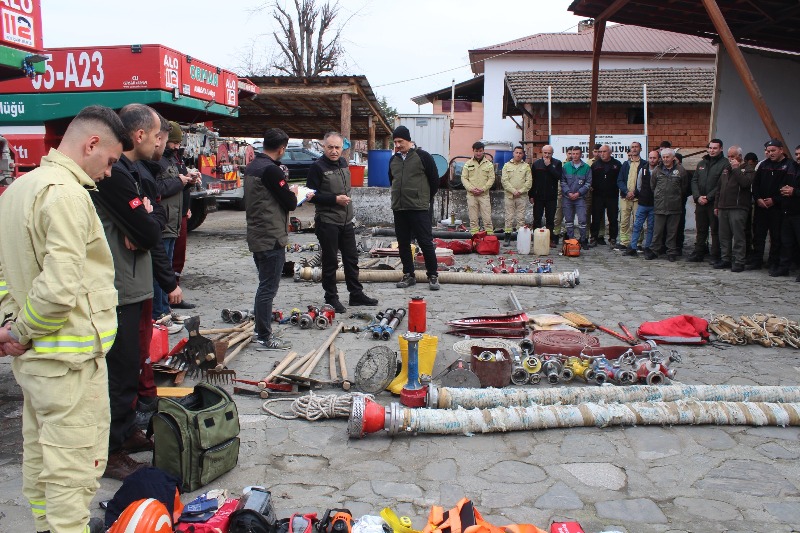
[40,0,585,113]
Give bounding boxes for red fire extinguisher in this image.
[408,296,426,333]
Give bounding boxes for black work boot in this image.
[326,298,347,313]
[349,293,378,306]
[504,232,511,247]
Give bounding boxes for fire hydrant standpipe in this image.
[400,332,427,407]
[427,384,800,410]
[347,395,800,439]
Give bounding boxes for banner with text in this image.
[550,135,647,163]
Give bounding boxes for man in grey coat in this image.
[647,148,689,262]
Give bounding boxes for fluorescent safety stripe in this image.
[100,329,117,350]
[33,328,117,353]
[24,298,67,331]
[0,279,7,296]
[29,499,46,515]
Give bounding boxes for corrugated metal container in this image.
[394,114,450,159]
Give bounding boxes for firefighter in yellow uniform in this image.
[0,106,127,533]
[461,141,497,234]
[500,146,533,246]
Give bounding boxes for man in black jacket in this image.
[307,132,378,312]
[589,145,622,247]
[748,139,794,271]
[688,139,728,263]
[530,145,562,247]
[245,129,300,349]
[94,104,163,480]
[388,125,441,290]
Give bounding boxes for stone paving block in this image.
[595,498,668,523]
[755,442,800,460]
[693,459,798,497]
[534,481,583,510]
[672,496,742,521]
[478,460,547,484]
[561,462,626,490]
[763,501,800,524]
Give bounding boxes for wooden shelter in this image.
[213,75,392,149]
[568,0,799,150]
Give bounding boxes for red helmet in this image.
[107,498,173,533]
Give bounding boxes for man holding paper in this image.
[244,128,304,349]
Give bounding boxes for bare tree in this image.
[271,0,343,77]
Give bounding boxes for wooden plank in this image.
[597,0,632,21]
[368,115,376,150]
[588,19,607,151]
[341,93,352,160]
[255,85,358,96]
[700,0,787,150]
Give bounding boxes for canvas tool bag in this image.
[150,382,240,492]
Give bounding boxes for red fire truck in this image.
[0,37,258,230]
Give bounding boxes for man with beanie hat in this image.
[389,126,439,291]
[389,125,441,290]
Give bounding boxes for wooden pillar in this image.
[341,93,352,160]
[701,0,786,149]
[588,19,606,151]
[368,115,376,150]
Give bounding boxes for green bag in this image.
[151,382,240,492]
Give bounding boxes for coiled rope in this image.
[261,392,370,420]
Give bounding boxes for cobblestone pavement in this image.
[1,206,799,532]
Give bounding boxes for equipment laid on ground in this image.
[151,382,240,492]
[447,312,528,338]
[348,394,800,439]
[354,346,397,394]
[561,239,581,257]
[709,313,800,348]
[517,226,532,254]
[293,268,580,288]
[532,227,550,256]
[400,333,427,407]
[318,508,353,533]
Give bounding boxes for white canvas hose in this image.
[427,384,800,410]
[392,400,800,436]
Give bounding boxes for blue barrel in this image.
[494,150,513,169]
[367,149,392,187]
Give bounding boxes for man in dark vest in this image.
[307,132,378,313]
[244,128,299,349]
[388,125,441,291]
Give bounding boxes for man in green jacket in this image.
[389,126,441,290]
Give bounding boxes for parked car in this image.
[283,146,322,182]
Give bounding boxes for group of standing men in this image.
[0,104,204,533]
[475,135,800,277]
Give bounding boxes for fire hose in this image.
[294,266,579,288]
[427,384,800,410]
[371,227,510,240]
[348,395,800,439]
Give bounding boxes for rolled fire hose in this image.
[426,384,800,410]
[348,395,800,439]
[371,227,512,240]
[294,266,579,288]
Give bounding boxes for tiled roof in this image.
[475,23,715,56]
[505,68,714,105]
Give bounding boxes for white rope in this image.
[261,392,366,420]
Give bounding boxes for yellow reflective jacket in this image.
[500,160,532,195]
[0,148,118,367]
[461,158,495,194]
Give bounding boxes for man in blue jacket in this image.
[561,146,592,247]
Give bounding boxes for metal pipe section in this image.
[381,308,406,340]
[427,384,800,410]
[403,332,423,390]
